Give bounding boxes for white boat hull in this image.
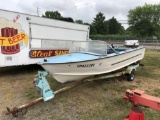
[42,47,145,83]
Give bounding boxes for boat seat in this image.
[107,48,125,54]
[107,49,116,54]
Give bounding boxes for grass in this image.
[136,49,160,80]
[0,49,160,120]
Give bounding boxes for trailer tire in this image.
[127,70,135,81]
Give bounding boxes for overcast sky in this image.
[0,0,160,28]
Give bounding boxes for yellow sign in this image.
[0,32,28,46]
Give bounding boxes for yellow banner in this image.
[0,32,28,46]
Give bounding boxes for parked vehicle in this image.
[124,40,139,47]
[0,9,90,67]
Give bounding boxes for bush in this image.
[90,34,158,41]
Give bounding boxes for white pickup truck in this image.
[124,40,139,47]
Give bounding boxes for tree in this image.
[60,17,74,23]
[104,20,109,34]
[75,20,83,24]
[128,4,160,37]
[42,11,74,23]
[90,25,97,35]
[125,26,133,35]
[42,11,62,20]
[108,17,124,34]
[92,12,108,34]
[84,23,97,35]
[132,19,155,37]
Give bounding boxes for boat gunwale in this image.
[40,46,145,65]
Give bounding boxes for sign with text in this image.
[29,50,69,58]
[0,32,28,46]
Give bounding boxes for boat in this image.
[39,40,145,83]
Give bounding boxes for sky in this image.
[0,0,160,29]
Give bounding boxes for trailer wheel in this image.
[127,70,135,81]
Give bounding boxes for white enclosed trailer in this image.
[0,9,90,67]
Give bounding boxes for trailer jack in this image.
[33,71,54,101]
[123,89,160,120]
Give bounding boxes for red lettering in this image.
[12,36,16,42]
[16,34,20,41]
[8,38,13,44]
[12,35,19,43]
[6,33,26,45]
[0,39,5,45]
[21,34,25,39]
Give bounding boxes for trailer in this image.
[0,9,90,67]
[5,63,141,117]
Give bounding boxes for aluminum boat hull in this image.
[41,47,145,83]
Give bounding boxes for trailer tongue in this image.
[5,64,140,117]
[123,89,160,120]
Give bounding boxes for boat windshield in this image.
[69,41,110,55]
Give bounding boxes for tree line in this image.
[42,3,160,39]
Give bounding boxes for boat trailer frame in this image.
[5,63,140,117]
